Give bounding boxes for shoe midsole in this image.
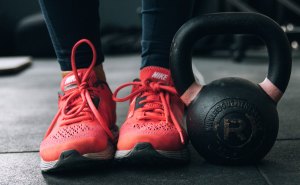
[115,147,189,160]
[40,144,115,171]
[83,144,115,159]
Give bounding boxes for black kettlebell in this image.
[170,13,292,165]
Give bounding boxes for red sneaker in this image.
[39,39,118,172]
[113,66,189,163]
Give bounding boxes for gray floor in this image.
[0,55,299,185]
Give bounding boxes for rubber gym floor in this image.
[0,54,299,185]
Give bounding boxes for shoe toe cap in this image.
[117,121,187,151]
[40,125,109,161]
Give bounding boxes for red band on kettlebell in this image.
[180,82,202,106]
[259,78,283,102]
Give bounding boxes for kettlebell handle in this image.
[170,13,292,103]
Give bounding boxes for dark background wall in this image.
[0,0,143,56]
[100,0,141,27]
[0,0,219,56]
[0,0,40,55]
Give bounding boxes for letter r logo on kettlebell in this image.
[223,118,246,141]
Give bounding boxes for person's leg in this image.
[114,0,194,162]
[39,0,117,172]
[39,0,106,80]
[141,0,194,69]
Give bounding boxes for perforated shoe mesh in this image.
[132,121,176,132]
[41,123,93,147]
[50,123,90,140]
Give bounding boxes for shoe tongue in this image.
[140,66,172,85]
[138,66,172,111]
[61,69,97,92]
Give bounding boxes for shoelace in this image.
[113,80,185,144]
[44,39,114,141]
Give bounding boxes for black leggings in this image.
[39,0,194,71]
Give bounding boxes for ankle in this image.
[93,64,106,82]
[61,71,71,78]
[61,64,107,82]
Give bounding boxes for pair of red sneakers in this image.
[39,39,189,172]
